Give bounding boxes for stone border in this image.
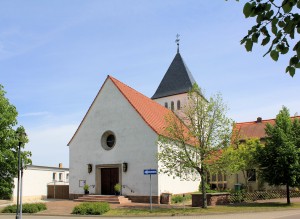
[192,193,230,207]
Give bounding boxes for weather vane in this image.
[175,34,180,53]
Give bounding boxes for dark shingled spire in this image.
[152,52,196,99]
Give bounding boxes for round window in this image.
[106,134,115,148]
[101,131,116,150]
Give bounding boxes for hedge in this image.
[72,202,110,215]
[2,203,47,213]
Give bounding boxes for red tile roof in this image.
[68,75,190,146]
[109,76,178,136]
[235,116,300,140]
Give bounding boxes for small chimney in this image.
[59,163,63,168]
[256,117,262,123]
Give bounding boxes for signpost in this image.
[144,169,157,211]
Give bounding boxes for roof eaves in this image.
[27,165,69,171]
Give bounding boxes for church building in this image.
[68,48,200,203]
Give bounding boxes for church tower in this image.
[152,39,197,114]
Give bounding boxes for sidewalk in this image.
[38,200,79,215]
[39,199,178,215]
[34,197,300,215]
[255,197,300,203]
[0,200,12,207]
[2,197,300,216]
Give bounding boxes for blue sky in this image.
[1,0,300,167]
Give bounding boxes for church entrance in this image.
[101,168,119,195]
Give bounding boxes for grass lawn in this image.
[104,202,300,216]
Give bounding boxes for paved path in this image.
[2,198,300,218]
[1,209,300,219]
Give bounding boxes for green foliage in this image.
[158,83,233,208]
[0,85,31,199]
[171,194,192,204]
[1,203,46,213]
[72,202,110,215]
[114,183,121,192]
[257,106,300,203]
[198,182,211,192]
[229,190,246,203]
[1,204,17,213]
[239,0,300,76]
[220,138,263,190]
[83,184,89,191]
[198,182,229,194]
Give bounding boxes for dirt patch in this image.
[0,200,12,205]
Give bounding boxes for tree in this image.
[0,85,31,199]
[256,106,300,204]
[239,0,300,77]
[158,84,232,208]
[221,138,263,191]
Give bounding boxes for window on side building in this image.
[177,100,181,110]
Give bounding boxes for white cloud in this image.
[19,111,50,117]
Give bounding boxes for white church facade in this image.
[68,50,200,203]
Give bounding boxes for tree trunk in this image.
[286,183,290,205]
[242,170,249,192]
[200,169,207,208]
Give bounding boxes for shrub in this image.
[114,183,121,192]
[1,203,47,213]
[171,194,191,204]
[83,184,89,192]
[1,205,17,213]
[72,202,110,215]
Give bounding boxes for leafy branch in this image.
[240,0,300,76]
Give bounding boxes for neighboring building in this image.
[13,163,69,202]
[68,49,201,203]
[224,116,300,192]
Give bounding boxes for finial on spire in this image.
[175,34,180,53]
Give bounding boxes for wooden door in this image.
[101,168,119,195]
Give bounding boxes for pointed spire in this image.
[152,51,196,100]
[175,34,180,54]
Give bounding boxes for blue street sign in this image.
[144,169,157,175]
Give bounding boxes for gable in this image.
[68,76,186,146]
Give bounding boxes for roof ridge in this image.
[109,75,168,111]
[109,76,152,101]
[236,115,300,125]
[109,75,172,135]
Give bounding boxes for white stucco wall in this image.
[154,93,189,111]
[154,93,206,194]
[158,172,200,195]
[157,141,200,195]
[12,165,69,202]
[69,79,159,196]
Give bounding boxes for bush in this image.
[72,202,110,215]
[1,205,17,213]
[171,194,191,204]
[229,191,245,203]
[1,203,47,213]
